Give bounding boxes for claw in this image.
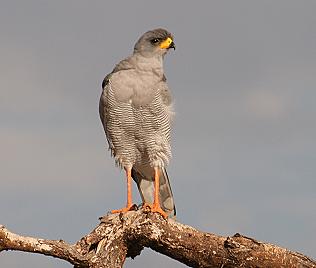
[142,202,167,218]
[142,202,152,211]
[151,203,168,219]
[111,204,137,214]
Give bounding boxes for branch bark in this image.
[1,209,315,268]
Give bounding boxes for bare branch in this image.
[0,225,88,267]
[1,210,316,268]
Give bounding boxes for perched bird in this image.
[99,28,176,218]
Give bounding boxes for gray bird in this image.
[99,28,176,218]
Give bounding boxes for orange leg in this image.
[151,167,167,218]
[112,167,135,214]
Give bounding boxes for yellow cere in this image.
[159,37,173,49]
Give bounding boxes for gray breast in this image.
[100,71,173,169]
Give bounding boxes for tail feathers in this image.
[159,168,176,216]
[132,167,176,217]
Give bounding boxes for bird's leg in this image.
[150,167,168,218]
[111,167,136,214]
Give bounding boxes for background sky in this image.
[1,1,315,267]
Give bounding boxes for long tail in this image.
[132,167,176,217]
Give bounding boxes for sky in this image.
[1,1,315,267]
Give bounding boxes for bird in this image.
[99,28,176,218]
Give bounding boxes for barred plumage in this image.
[99,28,176,217]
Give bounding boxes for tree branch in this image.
[1,210,315,268]
[0,225,88,267]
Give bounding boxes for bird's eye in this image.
[150,38,160,44]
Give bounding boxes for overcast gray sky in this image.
[1,1,315,267]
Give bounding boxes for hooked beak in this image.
[169,41,176,50]
[160,37,176,50]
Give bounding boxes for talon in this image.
[142,202,152,211]
[151,203,168,219]
[111,204,136,214]
[141,202,167,218]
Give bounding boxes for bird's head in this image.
[134,28,175,57]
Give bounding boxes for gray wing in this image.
[99,72,137,167]
[99,59,135,155]
[99,74,114,153]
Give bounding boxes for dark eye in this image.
[150,38,160,44]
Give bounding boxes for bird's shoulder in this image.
[102,57,135,89]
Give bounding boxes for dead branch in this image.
[1,209,315,268]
